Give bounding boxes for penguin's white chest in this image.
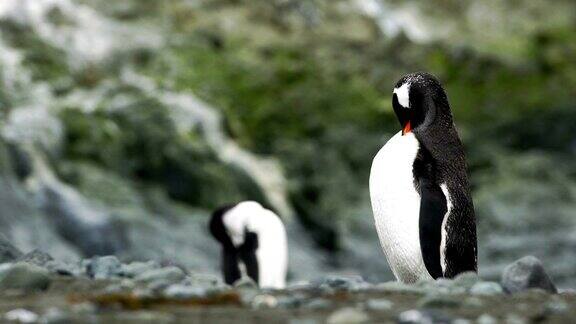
[369,132,432,283]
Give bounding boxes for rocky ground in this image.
[0,240,574,324]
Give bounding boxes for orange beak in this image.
[402,121,412,135]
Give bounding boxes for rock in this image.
[303,298,332,310]
[501,256,557,294]
[452,271,481,290]
[234,277,258,290]
[470,282,504,296]
[251,294,278,309]
[365,298,393,311]
[417,294,461,308]
[119,261,160,278]
[134,266,186,285]
[320,275,369,291]
[45,261,80,277]
[86,256,121,280]
[164,284,207,299]
[416,278,466,295]
[327,307,369,324]
[374,281,423,294]
[0,236,22,264]
[477,314,498,324]
[397,309,453,324]
[0,263,50,291]
[17,249,54,267]
[41,307,70,324]
[4,309,39,323]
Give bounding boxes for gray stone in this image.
[327,307,369,324]
[41,307,71,324]
[365,298,393,311]
[0,263,50,291]
[501,256,557,294]
[234,276,258,289]
[470,282,504,296]
[17,249,53,267]
[45,261,80,277]
[4,309,39,323]
[119,261,160,278]
[134,266,185,285]
[0,236,22,264]
[374,281,424,294]
[86,256,121,280]
[164,284,207,299]
[397,309,453,324]
[320,275,369,291]
[417,294,461,308]
[452,271,481,290]
[251,294,279,309]
[303,298,332,310]
[477,314,498,324]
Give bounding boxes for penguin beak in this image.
[402,121,412,135]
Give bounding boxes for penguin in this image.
[209,201,288,289]
[369,72,477,283]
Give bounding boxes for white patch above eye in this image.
[393,83,410,108]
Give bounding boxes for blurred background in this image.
[0,0,575,287]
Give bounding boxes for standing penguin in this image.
[209,201,288,289]
[369,72,477,283]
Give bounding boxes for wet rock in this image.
[303,298,333,310]
[86,255,121,280]
[327,307,369,324]
[470,282,504,296]
[0,263,50,291]
[0,236,22,264]
[501,256,557,294]
[234,277,260,304]
[164,284,207,299]
[4,309,38,323]
[119,261,160,278]
[134,266,186,285]
[397,309,453,324]
[416,278,466,295]
[417,294,462,308]
[365,298,393,311]
[17,249,54,267]
[320,275,370,291]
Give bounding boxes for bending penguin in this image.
[209,201,288,289]
[369,72,477,283]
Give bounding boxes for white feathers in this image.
[393,83,410,108]
[222,201,288,289]
[369,132,431,283]
[439,184,452,274]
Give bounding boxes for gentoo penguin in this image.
[369,72,477,283]
[209,201,288,289]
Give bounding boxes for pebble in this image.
[320,275,369,291]
[0,263,51,291]
[477,314,498,324]
[417,294,461,308]
[501,256,557,294]
[252,294,278,309]
[365,298,393,311]
[17,250,53,267]
[470,282,504,296]
[327,307,369,324]
[164,284,207,299]
[397,309,452,324]
[119,261,160,278]
[4,309,38,323]
[86,256,121,280]
[134,266,185,285]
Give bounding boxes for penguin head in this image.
[392,72,452,135]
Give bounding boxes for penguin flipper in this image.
[418,177,448,279]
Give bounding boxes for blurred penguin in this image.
[209,201,288,289]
